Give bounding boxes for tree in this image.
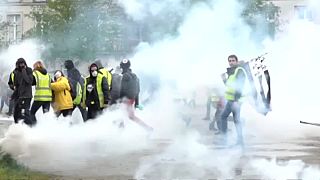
[27,0,279,61]
[0,20,9,50]
[27,0,127,61]
[240,0,280,39]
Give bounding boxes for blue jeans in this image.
[220,101,243,143]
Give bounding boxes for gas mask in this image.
[91,70,98,77]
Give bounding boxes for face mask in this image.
[91,70,98,77]
[87,84,94,92]
[54,71,62,79]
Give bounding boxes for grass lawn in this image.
[0,153,54,179]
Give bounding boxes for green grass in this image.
[0,153,54,179]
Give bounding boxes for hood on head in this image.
[89,63,98,72]
[64,60,74,70]
[16,58,26,67]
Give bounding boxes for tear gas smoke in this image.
[0,39,42,74]
[0,0,320,179]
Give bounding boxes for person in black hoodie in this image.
[64,60,87,121]
[30,60,52,125]
[120,59,152,132]
[9,58,33,125]
[82,63,109,120]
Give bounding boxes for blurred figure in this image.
[0,74,7,113]
[10,58,33,126]
[30,60,52,125]
[82,63,109,120]
[51,70,73,117]
[64,60,87,121]
[110,66,122,105]
[208,88,225,132]
[6,72,15,117]
[119,59,152,131]
[219,55,247,146]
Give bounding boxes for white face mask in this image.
[54,71,62,79]
[87,84,94,92]
[91,70,98,77]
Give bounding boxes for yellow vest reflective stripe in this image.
[225,67,247,101]
[10,72,14,82]
[82,74,105,108]
[73,82,82,105]
[99,68,112,90]
[33,70,52,101]
[96,74,104,108]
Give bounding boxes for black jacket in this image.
[10,67,33,99]
[85,75,109,107]
[120,68,140,100]
[64,60,84,86]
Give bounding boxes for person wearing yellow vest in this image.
[10,58,33,126]
[51,70,74,117]
[30,61,53,125]
[219,55,247,146]
[82,63,109,120]
[94,60,112,91]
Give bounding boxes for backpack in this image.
[68,78,83,105]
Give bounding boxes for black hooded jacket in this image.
[10,58,33,99]
[84,63,110,107]
[64,60,84,86]
[120,68,140,100]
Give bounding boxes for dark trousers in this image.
[55,109,73,118]
[30,101,51,124]
[73,105,87,122]
[13,98,32,126]
[87,106,103,121]
[220,101,243,143]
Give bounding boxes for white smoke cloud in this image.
[1,0,320,179]
[252,159,320,180]
[117,0,186,21]
[0,39,43,73]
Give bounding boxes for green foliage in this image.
[26,0,280,61]
[0,153,52,179]
[0,21,9,49]
[27,0,126,61]
[240,0,280,38]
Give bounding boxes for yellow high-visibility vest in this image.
[99,68,112,90]
[82,74,105,108]
[225,67,247,101]
[33,70,52,101]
